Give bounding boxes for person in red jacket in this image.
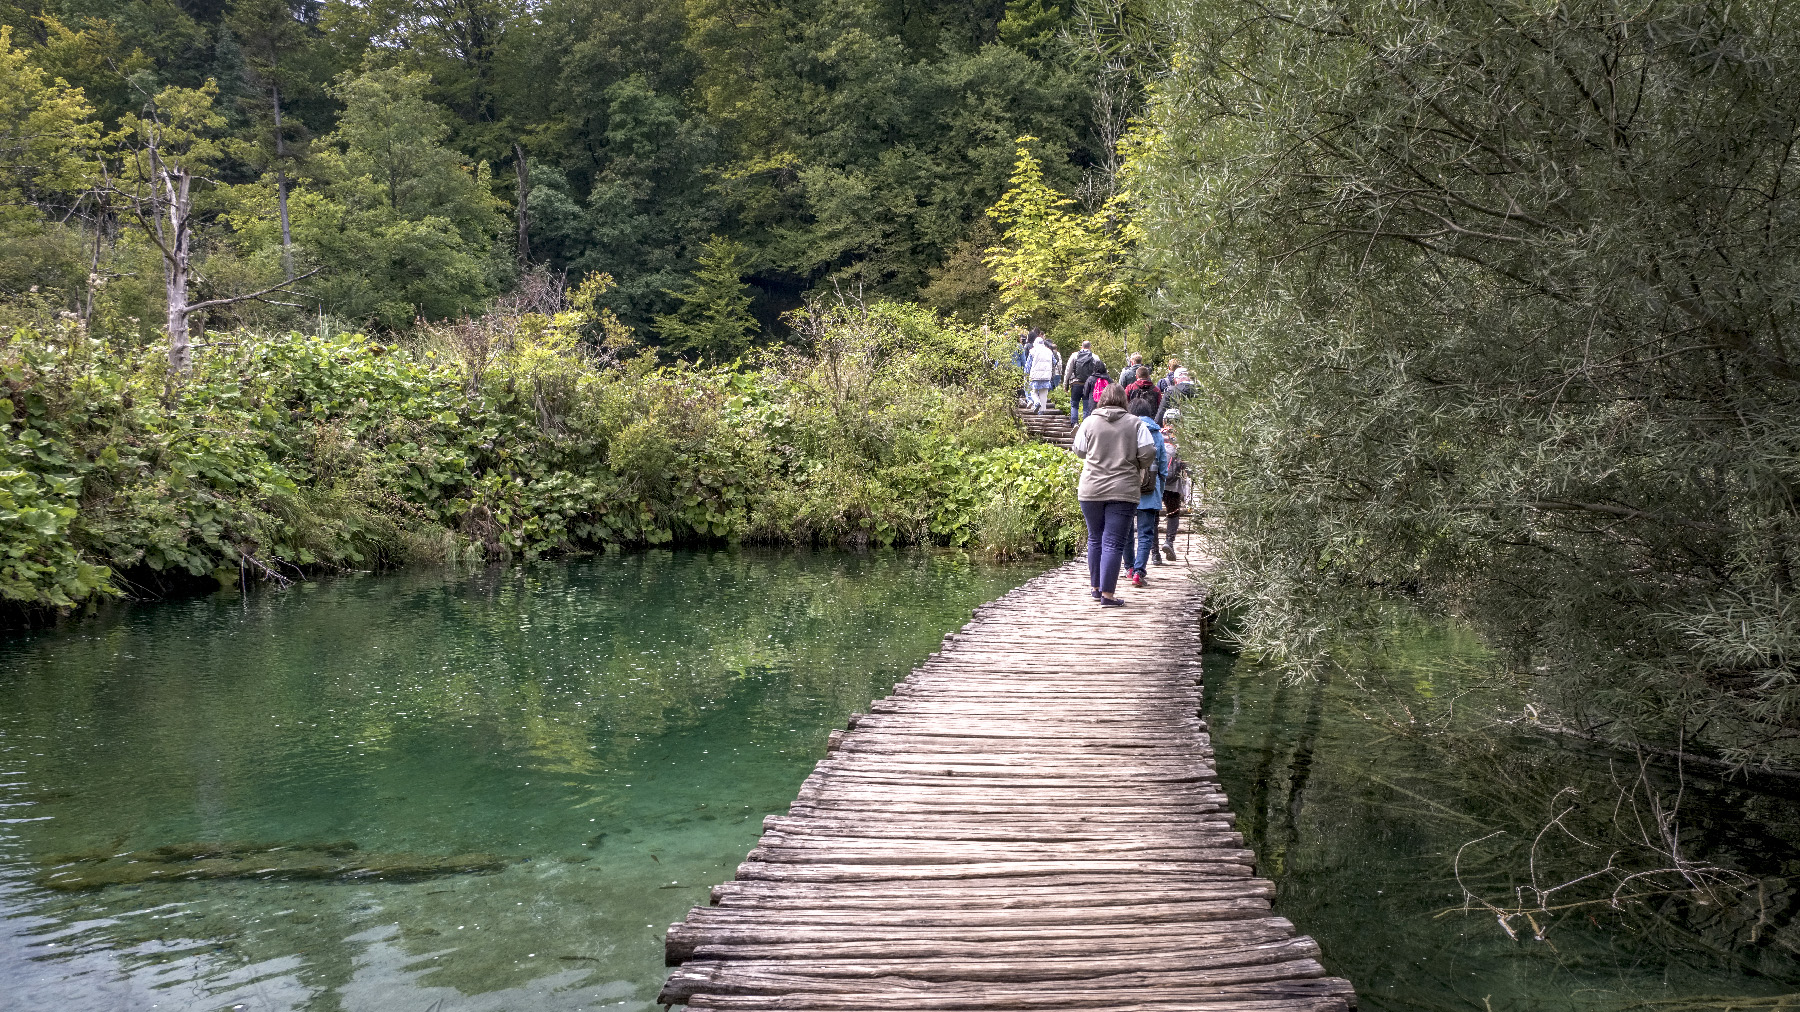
[1122,366,1162,417]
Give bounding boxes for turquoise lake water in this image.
[0,549,1048,1011]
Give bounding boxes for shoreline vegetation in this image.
[0,294,1080,622]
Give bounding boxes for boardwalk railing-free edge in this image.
[658,557,1356,1010]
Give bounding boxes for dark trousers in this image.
[1081,499,1136,594]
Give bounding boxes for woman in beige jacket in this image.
[1071,383,1156,606]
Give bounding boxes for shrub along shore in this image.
[0,298,1078,617]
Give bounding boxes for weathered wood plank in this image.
[708,878,1277,902]
[662,951,1329,1000]
[686,926,1306,964]
[731,859,1259,882]
[669,969,1354,1000]
[667,917,1297,961]
[758,817,1238,839]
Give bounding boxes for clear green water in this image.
[0,549,1048,1011]
[1203,633,1800,1012]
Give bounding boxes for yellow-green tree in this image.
[0,27,100,220]
[984,137,1138,330]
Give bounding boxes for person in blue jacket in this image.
[1124,398,1167,588]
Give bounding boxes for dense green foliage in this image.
[0,300,1079,612]
[0,0,1114,345]
[1133,1,1800,773]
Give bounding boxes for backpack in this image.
[1090,376,1110,399]
[1069,350,1096,385]
[1124,378,1156,411]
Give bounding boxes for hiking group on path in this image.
[1007,328,1197,605]
[1064,342,1193,607]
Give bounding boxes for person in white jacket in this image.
[1025,336,1056,414]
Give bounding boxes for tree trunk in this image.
[273,84,293,281]
[164,168,194,373]
[513,142,530,267]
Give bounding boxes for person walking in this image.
[1025,334,1057,413]
[1065,340,1102,424]
[1072,383,1155,606]
[1085,361,1112,405]
[1156,367,1194,424]
[1158,410,1189,562]
[1011,329,1032,406]
[1117,374,1164,575]
[1156,358,1181,393]
[1125,397,1167,587]
[1124,365,1162,418]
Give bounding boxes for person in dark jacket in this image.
[1065,341,1103,424]
[1081,361,1112,409]
[1155,367,1193,424]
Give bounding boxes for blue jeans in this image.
[1134,508,1160,573]
[1081,500,1136,595]
[1070,392,1093,425]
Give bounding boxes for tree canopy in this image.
[1129,0,1800,774]
[0,0,1111,351]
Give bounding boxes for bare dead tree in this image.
[514,141,531,268]
[99,82,318,373]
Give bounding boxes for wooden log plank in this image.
[707,879,1277,897]
[676,972,1353,1001]
[752,828,1245,842]
[661,951,1328,1000]
[705,897,1277,917]
[709,878,1277,903]
[748,843,1247,860]
[667,917,1295,958]
[686,926,1305,964]
[815,756,1213,769]
[670,919,1296,959]
[732,860,1258,882]
[759,818,1237,839]
[687,986,1353,1001]
[784,802,1233,818]
[669,968,1353,1001]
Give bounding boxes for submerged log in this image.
[36,839,510,890]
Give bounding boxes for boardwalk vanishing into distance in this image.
[658,552,1355,1010]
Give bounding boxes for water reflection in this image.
[0,548,1047,1011]
[1204,626,1800,1011]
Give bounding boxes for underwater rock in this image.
[36,840,509,891]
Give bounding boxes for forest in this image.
[0,0,1115,348]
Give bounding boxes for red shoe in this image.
[1129,570,1145,588]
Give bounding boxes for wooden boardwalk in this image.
[658,555,1354,1010]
